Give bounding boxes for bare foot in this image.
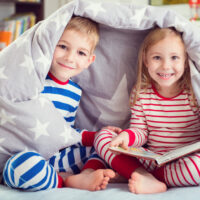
[109,173,128,183]
[59,172,73,180]
[65,169,116,191]
[128,167,167,194]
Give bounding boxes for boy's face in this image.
[50,29,96,82]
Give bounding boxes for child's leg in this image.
[128,166,167,194]
[64,152,115,191]
[94,129,167,194]
[48,144,93,174]
[3,151,63,191]
[94,129,142,178]
[153,152,200,187]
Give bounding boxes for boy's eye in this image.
[78,51,87,56]
[58,44,67,50]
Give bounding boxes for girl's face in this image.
[144,35,186,95]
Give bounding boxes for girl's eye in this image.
[172,56,179,60]
[153,56,160,60]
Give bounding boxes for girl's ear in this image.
[184,55,189,69]
[143,54,148,68]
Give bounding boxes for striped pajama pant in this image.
[3,144,105,191]
[94,129,200,187]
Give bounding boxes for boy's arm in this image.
[81,126,122,146]
[81,130,96,146]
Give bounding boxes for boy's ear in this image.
[88,54,96,65]
[85,54,96,69]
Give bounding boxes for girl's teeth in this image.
[159,73,172,78]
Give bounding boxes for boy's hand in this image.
[110,131,129,150]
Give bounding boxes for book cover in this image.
[4,13,36,41]
[0,31,12,48]
[0,21,15,48]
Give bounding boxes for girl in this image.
[94,27,200,194]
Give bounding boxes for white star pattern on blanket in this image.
[38,96,51,107]
[60,125,74,143]
[49,13,68,32]
[19,54,34,75]
[35,56,51,71]
[29,119,50,140]
[85,2,106,17]
[93,75,130,127]
[14,36,30,49]
[0,66,7,80]
[0,109,16,126]
[130,7,147,27]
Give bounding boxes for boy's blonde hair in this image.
[131,27,197,107]
[65,16,99,53]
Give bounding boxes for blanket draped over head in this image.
[0,0,200,180]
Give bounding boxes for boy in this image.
[3,16,116,192]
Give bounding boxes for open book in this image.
[109,141,200,166]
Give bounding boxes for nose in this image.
[64,51,74,62]
[161,59,171,70]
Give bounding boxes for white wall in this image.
[44,0,72,18]
[0,2,14,21]
[156,4,191,19]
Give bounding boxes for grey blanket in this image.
[0,0,200,181]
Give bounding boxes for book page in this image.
[110,141,200,166]
[109,146,161,161]
[156,141,200,165]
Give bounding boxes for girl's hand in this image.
[110,131,129,150]
[101,126,122,134]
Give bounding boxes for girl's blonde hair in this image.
[65,16,99,53]
[131,27,196,107]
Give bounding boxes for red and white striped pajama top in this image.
[94,85,200,187]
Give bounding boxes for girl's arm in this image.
[82,126,122,146]
[110,131,129,150]
[110,92,148,149]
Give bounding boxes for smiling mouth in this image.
[58,62,75,69]
[157,73,174,79]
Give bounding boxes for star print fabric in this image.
[0,0,200,182]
